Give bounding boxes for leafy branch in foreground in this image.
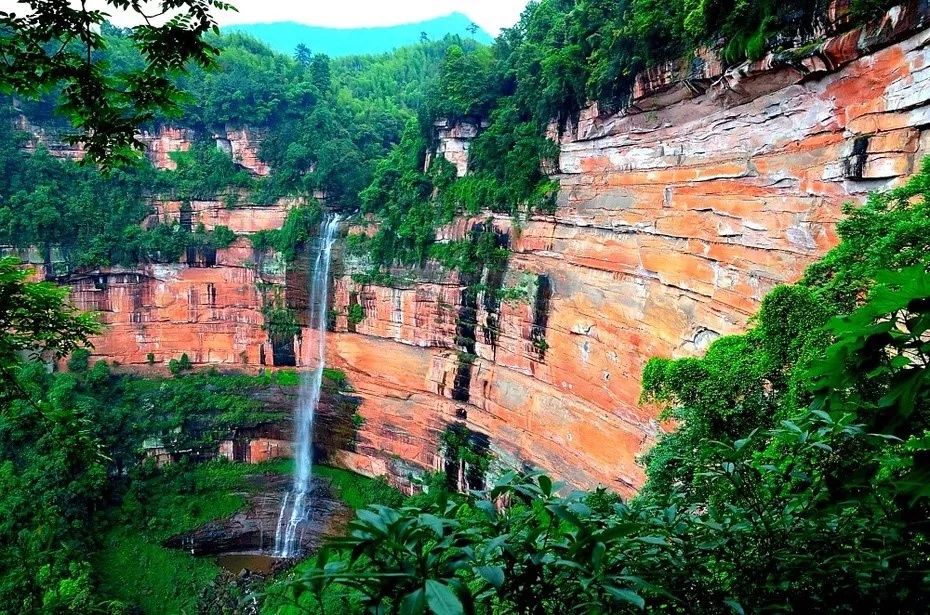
[0,0,234,166]
[0,256,98,371]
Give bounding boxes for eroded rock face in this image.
[18,115,86,161]
[217,127,271,177]
[71,261,270,365]
[71,199,297,367]
[148,198,297,233]
[326,8,930,496]
[427,119,481,176]
[62,5,930,496]
[20,120,272,176]
[163,474,347,557]
[139,126,195,170]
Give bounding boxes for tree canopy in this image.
[0,0,234,166]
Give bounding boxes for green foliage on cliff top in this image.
[4,30,479,271]
[0,3,228,166]
[355,0,899,274]
[251,201,323,262]
[0,116,243,270]
[156,30,483,206]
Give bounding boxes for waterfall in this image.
[273,213,341,558]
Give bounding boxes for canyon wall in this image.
[138,124,270,175]
[21,118,270,176]
[327,4,930,496]
[71,199,296,367]
[49,3,930,496]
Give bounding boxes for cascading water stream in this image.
[273,213,341,558]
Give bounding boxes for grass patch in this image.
[93,458,401,614]
[95,526,219,614]
[322,368,349,390]
[94,459,290,613]
[314,465,404,510]
[274,369,300,387]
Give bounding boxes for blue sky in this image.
[215,1,532,35]
[0,1,533,36]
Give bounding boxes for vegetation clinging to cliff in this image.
[2,29,477,271]
[294,161,930,612]
[356,0,900,273]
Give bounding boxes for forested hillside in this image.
[1,29,481,271]
[1,0,929,613]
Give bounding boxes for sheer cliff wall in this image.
[328,5,930,495]
[68,199,296,367]
[55,4,930,495]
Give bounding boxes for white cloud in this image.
[0,1,532,35]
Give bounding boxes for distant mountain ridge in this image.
[226,12,492,57]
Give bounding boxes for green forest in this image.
[1,0,929,613]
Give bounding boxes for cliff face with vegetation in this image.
[69,199,289,366]
[327,4,930,494]
[28,3,930,494]
[7,4,930,612]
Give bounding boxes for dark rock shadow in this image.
[163,473,351,569]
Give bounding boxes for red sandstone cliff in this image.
[72,199,298,367]
[21,119,270,176]
[326,3,930,495]
[61,3,930,496]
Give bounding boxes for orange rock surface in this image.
[69,5,930,495]
[326,10,930,494]
[139,127,195,170]
[149,198,297,233]
[72,261,269,366]
[26,121,272,176]
[72,199,296,367]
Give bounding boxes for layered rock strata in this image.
[20,118,270,176]
[71,199,297,367]
[53,3,930,496]
[327,4,930,495]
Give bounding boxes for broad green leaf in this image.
[592,541,606,569]
[399,588,426,615]
[605,586,645,609]
[357,508,388,534]
[419,513,445,536]
[636,536,667,546]
[476,565,505,588]
[425,580,464,615]
[539,474,553,496]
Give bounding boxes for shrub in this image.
[347,303,365,326]
[209,225,236,248]
[168,353,193,376]
[67,348,91,372]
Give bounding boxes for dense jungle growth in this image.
[1,0,928,613]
